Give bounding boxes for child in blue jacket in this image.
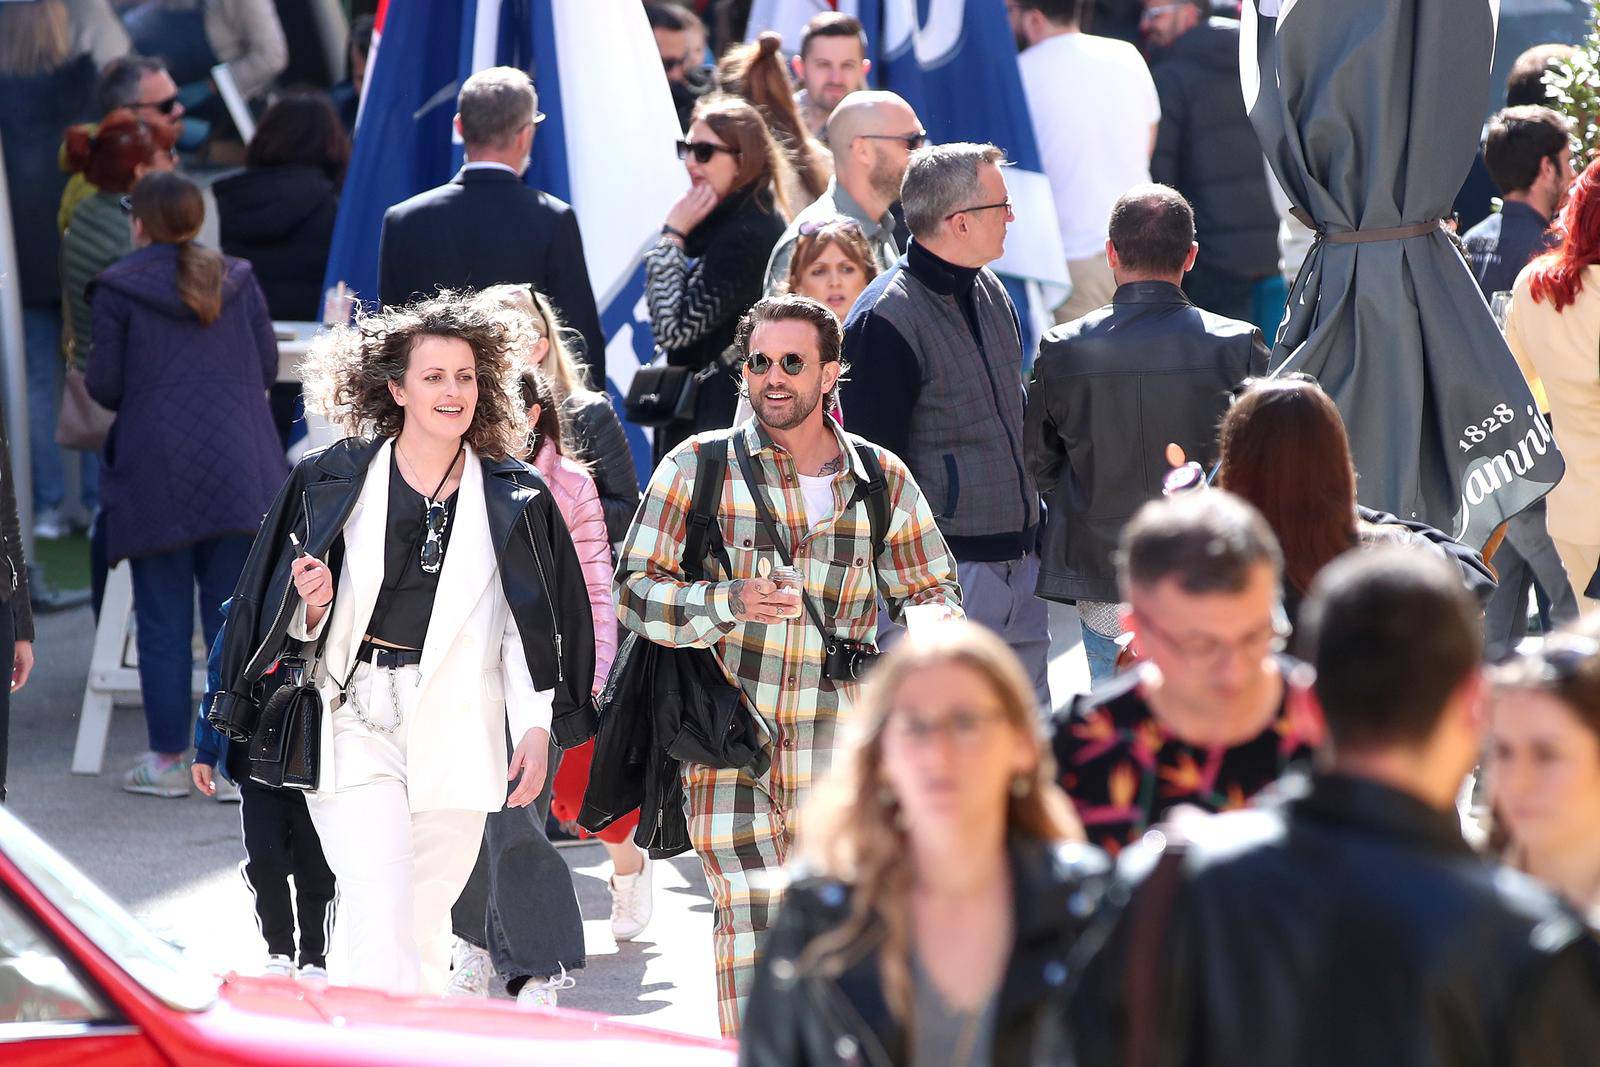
[193,599,337,979]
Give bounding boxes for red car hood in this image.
[170,975,735,1066]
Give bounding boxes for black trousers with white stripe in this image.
[239,778,337,968]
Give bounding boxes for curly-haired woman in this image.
[209,292,596,995]
[740,622,1106,1065]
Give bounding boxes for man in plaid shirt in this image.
[616,295,962,1036]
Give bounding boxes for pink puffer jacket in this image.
[534,440,616,694]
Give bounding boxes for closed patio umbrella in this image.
[1243,0,1562,549]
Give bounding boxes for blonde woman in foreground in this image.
[740,621,1107,1066]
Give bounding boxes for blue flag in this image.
[322,0,686,473]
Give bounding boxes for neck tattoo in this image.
[815,453,844,477]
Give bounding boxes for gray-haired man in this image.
[840,142,1050,703]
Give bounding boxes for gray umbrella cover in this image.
[1242,0,1562,549]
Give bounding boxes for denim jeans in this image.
[128,535,252,753]
[23,306,98,514]
[1080,622,1122,687]
[450,739,585,990]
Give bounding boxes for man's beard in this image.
[867,151,904,206]
[750,383,823,431]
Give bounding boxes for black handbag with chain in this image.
[247,653,323,790]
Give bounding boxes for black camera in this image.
[823,640,880,683]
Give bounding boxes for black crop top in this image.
[366,453,458,649]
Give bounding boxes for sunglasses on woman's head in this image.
[797,216,866,238]
[677,139,740,164]
[744,352,811,376]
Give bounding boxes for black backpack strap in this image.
[683,434,732,582]
[849,443,892,563]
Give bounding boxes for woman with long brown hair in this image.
[716,31,832,212]
[85,171,285,798]
[1213,375,1455,626]
[1507,156,1600,616]
[646,94,790,457]
[740,622,1105,1065]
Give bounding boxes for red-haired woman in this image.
[1507,156,1600,617]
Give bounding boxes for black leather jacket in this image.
[740,838,1112,1067]
[1068,773,1600,1066]
[1025,282,1268,603]
[212,437,596,747]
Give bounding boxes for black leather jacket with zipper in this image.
[211,437,596,748]
[739,838,1112,1067]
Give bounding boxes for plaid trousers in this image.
[683,759,799,1038]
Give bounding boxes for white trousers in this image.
[306,662,486,995]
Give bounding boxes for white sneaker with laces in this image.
[609,854,654,942]
[445,939,494,997]
[515,965,575,1009]
[263,954,295,978]
[212,775,242,803]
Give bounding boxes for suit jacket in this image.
[377,166,606,388]
[292,439,552,813]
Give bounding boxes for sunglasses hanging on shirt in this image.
[404,444,463,575]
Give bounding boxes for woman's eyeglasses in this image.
[677,139,741,164]
[858,131,928,151]
[420,502,449,574]
[743,352,810,376]
[885,708,1005,745]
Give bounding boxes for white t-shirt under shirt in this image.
[798,474,835,530]
[1018,31,1161,261]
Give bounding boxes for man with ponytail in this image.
[85,171,286,798]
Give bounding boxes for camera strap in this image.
[732,433,839,644]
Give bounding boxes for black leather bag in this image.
[247,655,323,790]
[623,350,728,427]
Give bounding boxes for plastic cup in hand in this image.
[769,566,804,620]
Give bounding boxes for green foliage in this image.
[1546,3,1600,160]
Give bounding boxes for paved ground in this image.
[8,598,1090,1039]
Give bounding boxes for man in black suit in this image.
[377,65,607,387]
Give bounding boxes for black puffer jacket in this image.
[211,437,596,748]
[214,163,340,321]
[1149,19,1280,282]
[739,838,1112,1067]
[564,388,640,543]
[1026,282,1268,604]
[1068,774,1600,1066]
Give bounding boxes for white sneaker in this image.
[263,954,295,978]
[515,965,575,1009]
[122,753,191,798]
[609,854,654,942]
[212,775,242,803]
[33,508,69,540]
[445,939,494,997]
[297,964,328,983]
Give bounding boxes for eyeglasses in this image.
[1142,3,1186,20]
[743,352,811,376]
[118,195,133,215]
[859,131,928,151]
[677,139,740,164]
[420,502,450,574]
[133,95,181,116]
[943,198,1014,221]
[885,708,1006,745]
[1132,607,1290,666]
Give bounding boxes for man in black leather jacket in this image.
[1067,548,1600,1066]
[1026,185,1267,682]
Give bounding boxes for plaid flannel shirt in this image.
[616,419,962,762]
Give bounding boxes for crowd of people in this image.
[3,0,1600,1061]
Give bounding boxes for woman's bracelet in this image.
[660,224,687,244]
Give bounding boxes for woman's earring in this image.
[1010,773,1033,799]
